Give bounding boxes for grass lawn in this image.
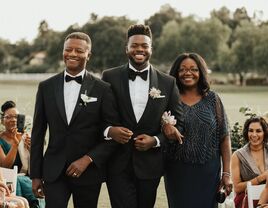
[1,80,268,207]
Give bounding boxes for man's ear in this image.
[87,52,92,60]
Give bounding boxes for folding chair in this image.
[0,166,18,196]
[247,181,265,208]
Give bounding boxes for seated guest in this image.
[0,168,29,208]
[257,173,268,208]
[231,116,268,208]
[0,101,39,208]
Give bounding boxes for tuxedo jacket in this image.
[102,64,184,179]
[30,70,120,185]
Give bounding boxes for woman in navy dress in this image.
[163,53,233,208]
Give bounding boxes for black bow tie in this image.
[128,68,148,81]
[65,75,82,84]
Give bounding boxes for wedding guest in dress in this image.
[163,52,232,208]
[232,116,268,208]
[0,168,29,208]
[0,101,38,208]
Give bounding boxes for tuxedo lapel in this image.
[120,66,137,125]
[70,71,95,124]
[55,72,68,126]
[137,67,159,126]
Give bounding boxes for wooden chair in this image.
[0,166,18,196]
[247,181,265,208]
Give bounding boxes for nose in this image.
[69,49,78,56]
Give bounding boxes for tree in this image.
[154,17,231,70]
[145,4,182,40]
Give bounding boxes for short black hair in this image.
[242,116,268,143]
[127,24,152,40]
[64,32,91,49]
[169,52,210,96]
[1,100,16,114]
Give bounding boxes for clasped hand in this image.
[108,127,133,144]
[162,124,184,144]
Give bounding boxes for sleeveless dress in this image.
[234,144,268,208]
[164,91,229,208]
[0,138,38,205]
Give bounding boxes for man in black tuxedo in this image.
[102,24,184,208]
[30,32,124,208]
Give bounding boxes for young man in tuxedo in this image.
[102,24,184,208]
[30,32,129,208]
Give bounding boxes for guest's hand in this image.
[0,181,10,196]
[221,175,233,196]
[10,127,22,147]
[32,178,45,198]
[23,133,31,151]
[134,134,156,151]
[108,127,133,144]
[66,155,92,178]
[162,124,184,144]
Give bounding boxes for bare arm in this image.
[231,152,263,193]
[0,144,19,168]
[220,135,233,194]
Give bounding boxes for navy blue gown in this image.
[164,91,229,208]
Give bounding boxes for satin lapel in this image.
[120,66,137,124]
[55,72,68,126]
[69,71,95,125]
[137,67,159,126]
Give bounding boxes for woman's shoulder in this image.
[234,144,250,158]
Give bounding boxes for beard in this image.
[128,55,150,70]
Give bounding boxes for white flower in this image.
[161,111,177,126]
[80,90,91,106]
[149,87,165,99]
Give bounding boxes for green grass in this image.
[1,81,268,207]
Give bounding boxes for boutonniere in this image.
[161,111,177,126]
[80,90,97,106]
[149,87,165,99]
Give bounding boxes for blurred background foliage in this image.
[0,4,268,77]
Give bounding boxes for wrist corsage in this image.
[161,111,177,126]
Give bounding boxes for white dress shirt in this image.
[128,63,160,147]
[64,69,85,124]
[128,64,150,122]
[104,64,160,147]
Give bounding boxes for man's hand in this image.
[134,134,156,151]
[108,127,133,144]
[32,178,45,198]
[162,124,184,144]
[66,155,92,178]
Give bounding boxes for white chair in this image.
[247,181,265,208]
[0,166,18,196]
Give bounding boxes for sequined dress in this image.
[164,91,229,208]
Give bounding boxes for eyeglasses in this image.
[2,114,18,120]
[178,68,199,74]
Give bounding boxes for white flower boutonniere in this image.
[80,90,98,106]
[161,111,177,126]
[149,87,165,99]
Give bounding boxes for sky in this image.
[0,0,267,43]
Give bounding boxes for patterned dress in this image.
[164,91,229,208]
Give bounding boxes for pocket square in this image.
[88,97,97,102]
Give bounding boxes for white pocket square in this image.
[88,97,97,102]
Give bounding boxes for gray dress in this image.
[164,91,229,208]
